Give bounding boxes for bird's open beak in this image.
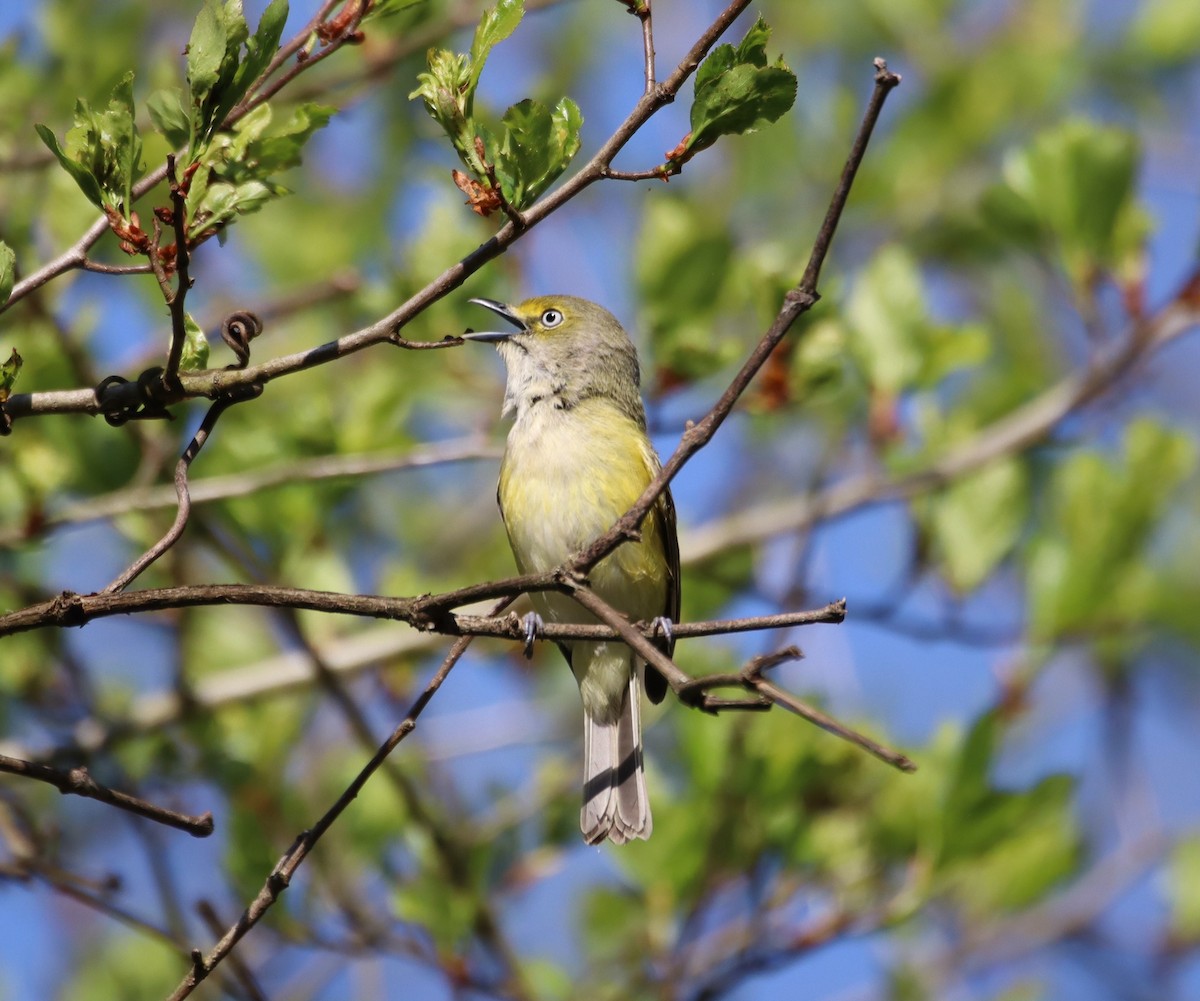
[461,298,527,342]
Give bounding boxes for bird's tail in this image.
[581,670,651,844]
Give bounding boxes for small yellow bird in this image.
[463,295,680,844]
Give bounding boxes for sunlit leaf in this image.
[0,241,15,307]
[0,346,21,401]
[928,457,1029,592]
[147,86,191,148]
[179,312,210,371]
[983,120,1150,292]
[1166,836,1200,940]
[492,96,582,209]
[35,71,143,212]
[680,17,796,159]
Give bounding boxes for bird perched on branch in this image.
[463,295,679,844]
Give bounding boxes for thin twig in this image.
[103,384,263,593]
[195,900,270,1001]
[164,599,509,1001]
[0,753,214,837]
[567,59,902,583]
[0,436,499,548]
[565,586,911,771]
[750,676,916,772]
[3,0,756,421]
[161,155,193,388]
[0,0,364,317]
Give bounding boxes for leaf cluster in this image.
[410,0,582,214]
[29,0,330,361]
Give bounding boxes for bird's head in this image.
[463,295,644,420]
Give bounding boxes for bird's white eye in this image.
[540,308,564,328]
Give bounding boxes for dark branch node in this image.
[50,590,87,627]
[95,369,178,425]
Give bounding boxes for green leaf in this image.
[187,0,229,105]
[0,347,21,402]
[187,102,330,235]
[468,0,524,94]
[148,87,191,149]
[1128,0,1200,65]
[179,313,210,371]
[984,120,1150,292]
[1026,417,1196,640]
[635,197,739,382]
[682,17,796,158]
[492,96,582,209]
[846,245,927,392]
[34,71,143,213]
[365,0,427,19]
[36,123,104,208]
[187,0,271,149]
[928,457,1029,592]
[845,246,990,396]
[411,0,543,191]
[231,0,288,106]
[936,711,1080,913]
[0,241,15,307]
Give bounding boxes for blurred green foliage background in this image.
[2,1,1200,999]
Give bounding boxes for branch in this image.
[0,578,843,644]
[682,288,1200,562]
[0,436,498,548]
[163,598,507,1001]
[0,1,372,317]
[0,753,213,837]
[160,155,194,389]
[615,0,657,94]
[3,0,757,422]
[567,58,901,581]
[102,383,263,592]
[566,585,910,771]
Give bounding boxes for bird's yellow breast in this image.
[498,396,668,624]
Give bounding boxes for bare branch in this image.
[567,59,901,582]
[564,585,909,771]
[0,753,214,837]
[103,383,263,592]
[160,155,194,388]
[0,575,843,646]
[750,675,916,772]
[164,597,510,1001]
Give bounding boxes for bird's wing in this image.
[643,482,679,705]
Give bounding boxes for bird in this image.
[462,295,679,844]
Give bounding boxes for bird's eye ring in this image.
[541,309,564,328]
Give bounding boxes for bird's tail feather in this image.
[581,672,651,844]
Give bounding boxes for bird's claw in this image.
[651,616,674,646]
[522,612,545,659]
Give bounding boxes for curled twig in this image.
[219,311,263,369]
[104,382,264,593]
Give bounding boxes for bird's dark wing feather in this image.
[644,485,680,704]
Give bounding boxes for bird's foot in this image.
[650,616,674,646]
[522,611,545,659]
